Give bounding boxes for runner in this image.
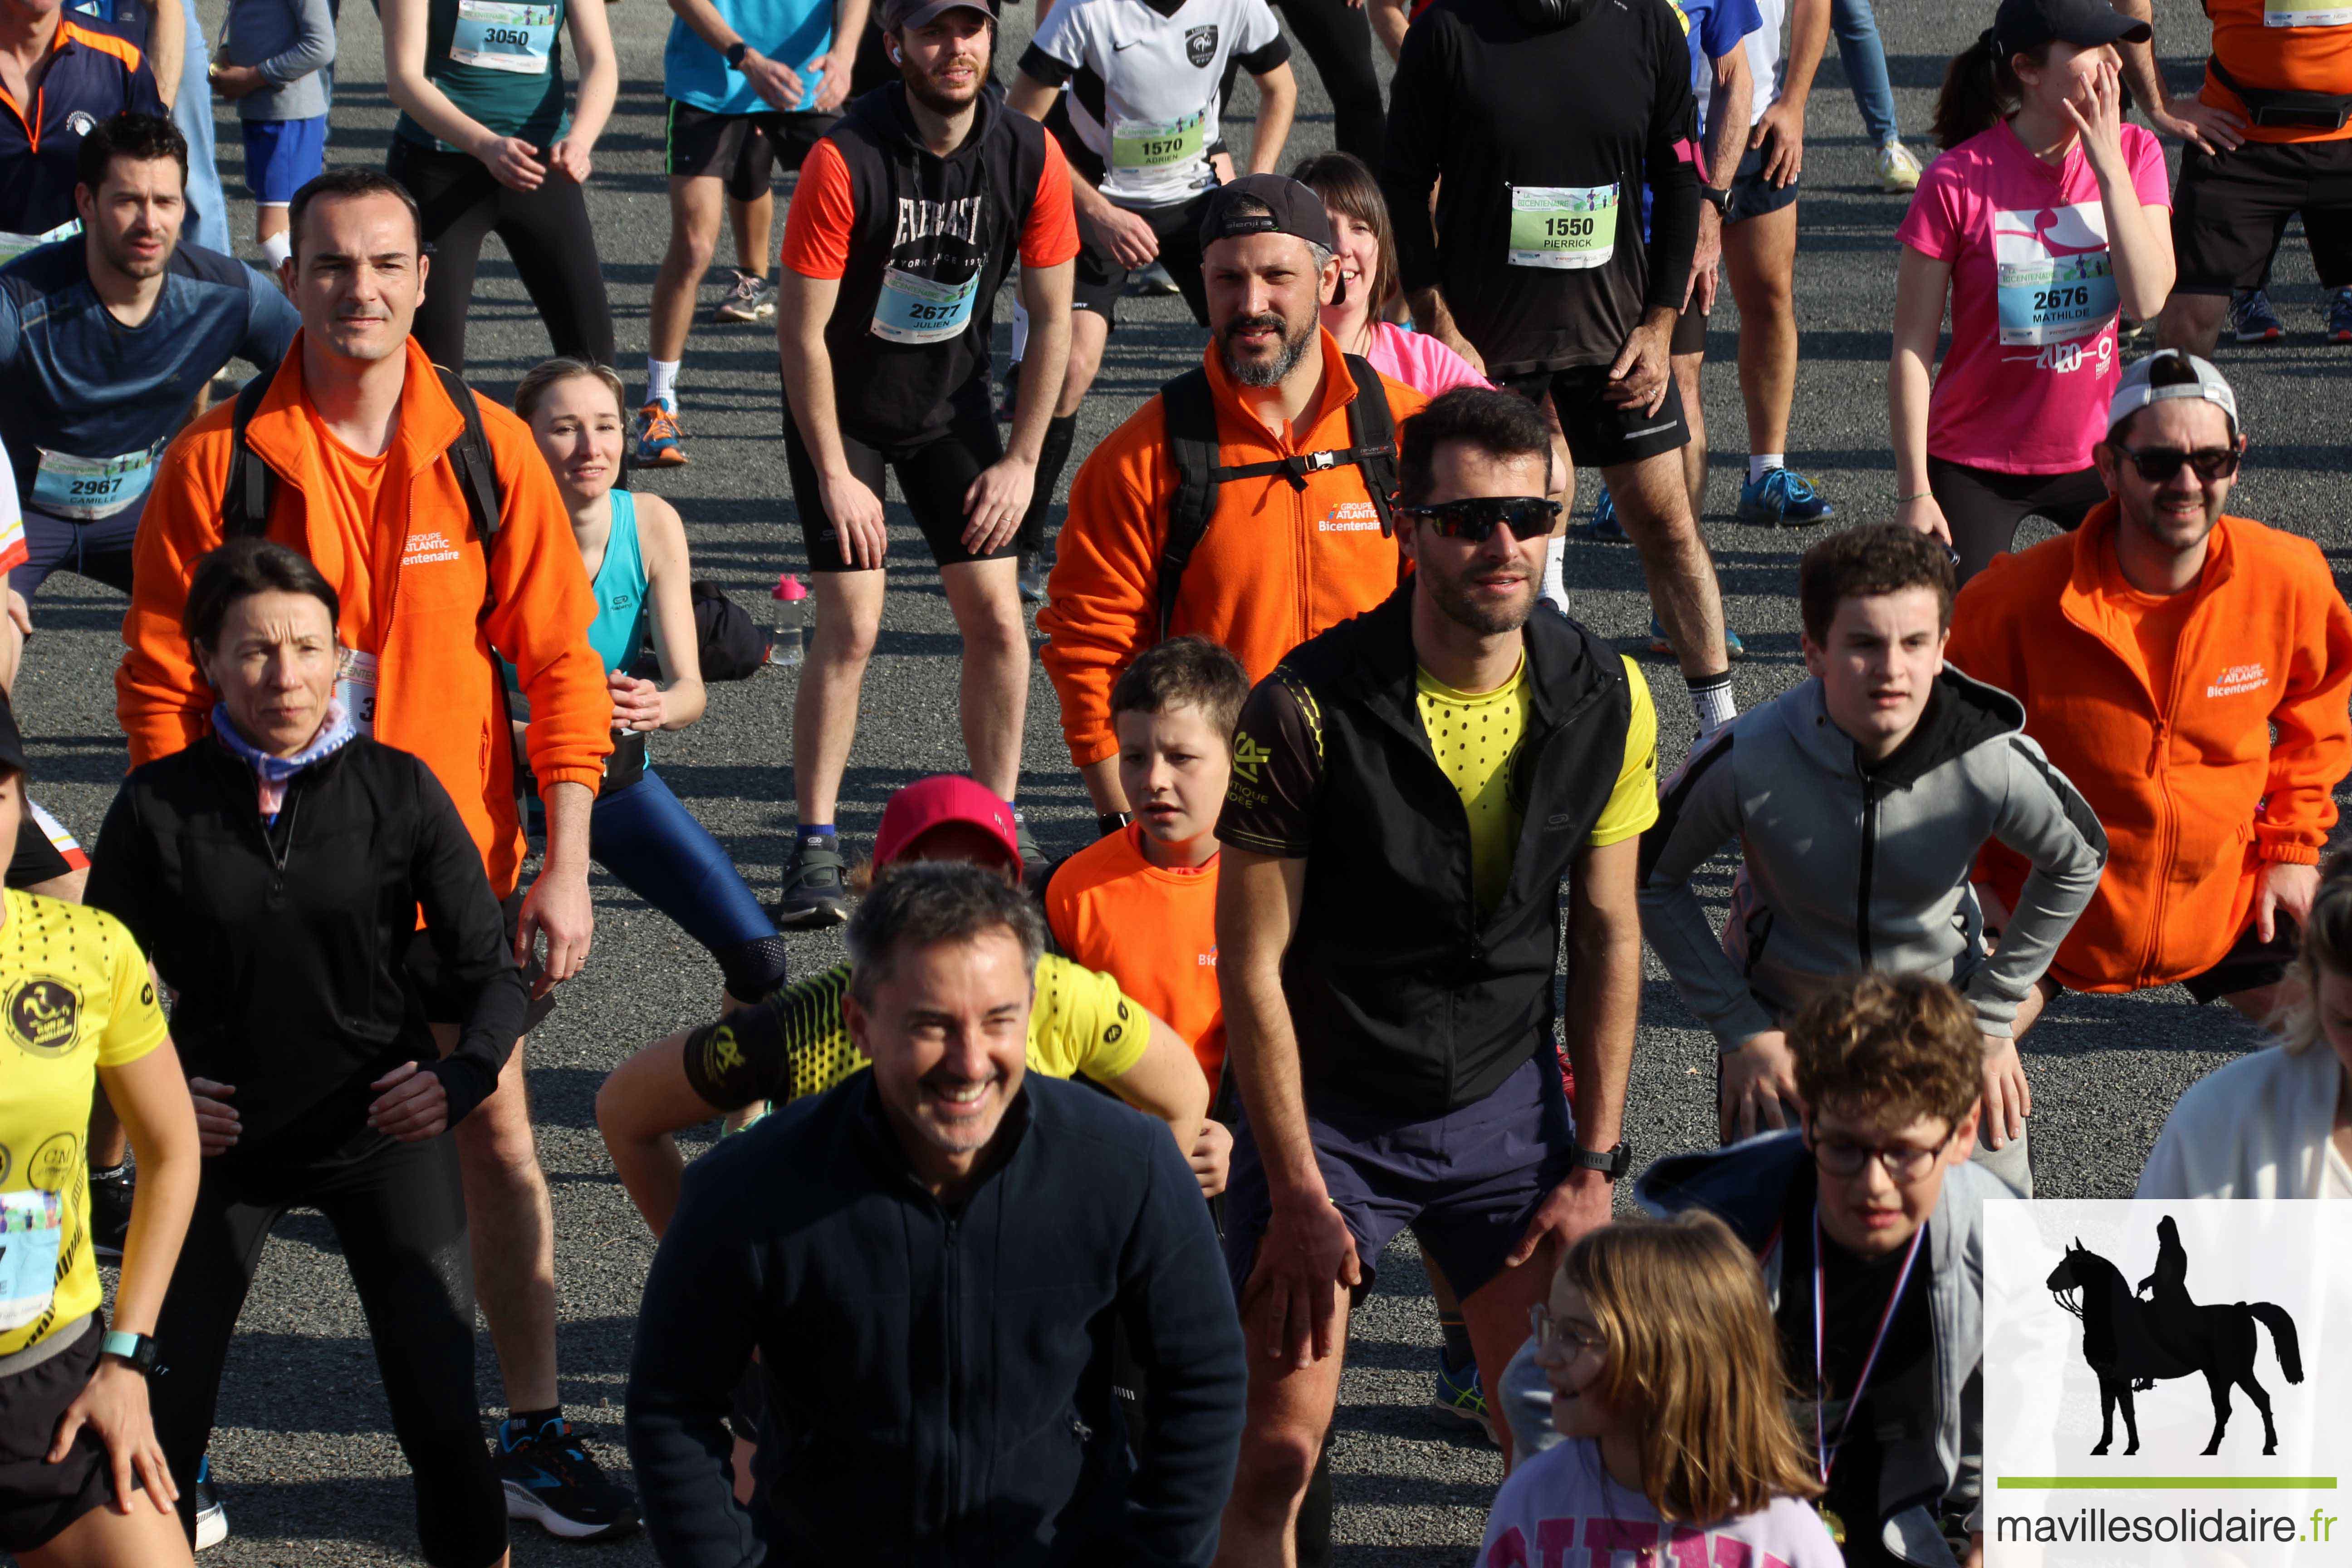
[1297,152,1488,399]
[632,0,864,465]
[1826,0,1923,192]
[1891,0,2172,582]
[117,168,636,1543]
[2111,0,2352,348]
[384,0,619,372]
[0,114,297,609]
[0,688,200,1568]
[514,356,788,1012]
[210,0,333,270]
[770,0,1076,926]
[88,539,529,1565]
[1004,0,1296,595]
[0,0,166,260]
[1213,388,1654,1558]
[1380,0,1741,736]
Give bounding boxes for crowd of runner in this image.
[0,0,2347,1554]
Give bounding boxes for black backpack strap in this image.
[435,364,503,559]
[1157,368,1220,644]
[221,361,282,538]
[1341,353,1400,538]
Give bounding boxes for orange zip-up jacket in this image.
[1945,502,2352,993]
[117,335,612,898]
[1038,330,1426,769]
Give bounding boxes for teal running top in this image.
[394,0,572,152]
[585,489,649,677]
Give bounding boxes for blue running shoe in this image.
[2329,286,2352,346]
[1432,1351,1495,1441]
[193,1456,226,1551]
[632,398,686,468]
[1736,466,1833,528]
[2229,288,2285,343]
[1584,485,1626,541]
[1649,617,1746,661]
[498,1416,640,1540]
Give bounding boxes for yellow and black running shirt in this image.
[0,890,168,1357]
[682,954,1152,1111]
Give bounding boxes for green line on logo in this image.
[1997,1478,2337,1490]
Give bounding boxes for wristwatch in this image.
[100,1331,166,1378]
[1570,1137,1633,1181]
[1698,185,1732,216]
[725,40,750,68]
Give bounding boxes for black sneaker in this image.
[192,1457,226,1551]
[497,1416,640,1542]
[771,841,852,929]
[89,1162,132,1262]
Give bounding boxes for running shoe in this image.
[771,840,852,929]
[2328,286,2352,345]
[498,1416,639,1541]
[1736,466,1834,528]
[1583,485,1627,542]
[88,1162,132,1262]
[713,267,778,324]
[1877,139,1924,194]
[1126,259,1181,297]
[998,358,1022,423]
[193,1458,226,1552]
[1019,550,1051,605]
[1432,1352,1496,1442]
[2229,288,2285,343]
[1015,821,1043,870]
[632,398,687,468]
[1649,616,1747,661]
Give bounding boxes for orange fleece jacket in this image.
[1945,502,2352,993]
[1038,330,1426,769]
[117,335,612,898]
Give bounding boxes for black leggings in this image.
[387,138,616,375]
[1927,455,2106,583]
[151,1133,506,1568]
[1223,0,1384,162]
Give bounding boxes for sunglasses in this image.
[1394,495,1562,542]
[2112,444,2240,485]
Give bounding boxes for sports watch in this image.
[1699,185,1732,216]
[100,1331,166,1377]
[1569,1138,1633,1181]
[725,40,751,68]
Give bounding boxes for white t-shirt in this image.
[1481,1440,1844,1568]
[1021,0,1289,210]
[1742,0,1786,124]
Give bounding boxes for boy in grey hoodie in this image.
[209,0,334,269]
[1638,523,2107,1195]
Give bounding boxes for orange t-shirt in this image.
[778,134,1081,279]
[2202,0,2352,144]
[304,409,394,656]
[1045,824,1224,1083]
[2102,539,2202,706]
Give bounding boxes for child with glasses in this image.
[1485,1212,1838,1568]
[1500,971,2000,1568]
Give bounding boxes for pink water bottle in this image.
[770,573,808,667]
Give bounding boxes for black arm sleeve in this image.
[1640,1,1702,316]
[625,1140,769,1568]
[406,760,527,1128]
[1377,16,1450,296]
[1117,1120,1248,1563]
[1018,41,1075,86]
[1215,671,1326,858]
[83,785,164,970]
[1233,35,1291,74]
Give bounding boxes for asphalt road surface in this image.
[16,0,2351,1559]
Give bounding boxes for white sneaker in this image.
[1877,139,1923,193]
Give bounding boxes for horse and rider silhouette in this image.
[2046,1218,2303,1457]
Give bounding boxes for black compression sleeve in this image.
[1643,156,1701,317]
[1378,18,1448,296]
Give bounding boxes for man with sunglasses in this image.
[1947,350,2352,1022]
[1501,972,1997,1568]
[1212,387,1654,1560]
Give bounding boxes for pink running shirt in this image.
[1896,119,2170,474]
[1361,320,1493,397]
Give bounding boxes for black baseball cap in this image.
[1988,0,2149,57]
[0,694,27,780]
[1198,175,1338,253]
[882,0,995,31]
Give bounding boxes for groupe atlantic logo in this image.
[66,110,97,138]
[2045,1214,2303,1458]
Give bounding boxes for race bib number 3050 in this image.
[871,267,980,344]
[451,0,559,73]
[1507,184,1619,270]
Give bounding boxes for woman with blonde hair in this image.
[2137,864,2352,1200]
[1485,1212,1839,1568]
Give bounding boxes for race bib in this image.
[450,0,559,73]
[1111,110,1207,172]
[871,267,980,344]
[29,438,166,522]
[0,220,83,265]
[0,1191,63,1333]
[336,647,379,736]
[1507,184,1618,270]
[2265,0,2352,25]
[1994,202,2119,347]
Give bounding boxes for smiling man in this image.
[1636,521,2107,1195]
[626,860,1245,1568]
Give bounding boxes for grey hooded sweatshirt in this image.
[1639,668,2107,1044]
